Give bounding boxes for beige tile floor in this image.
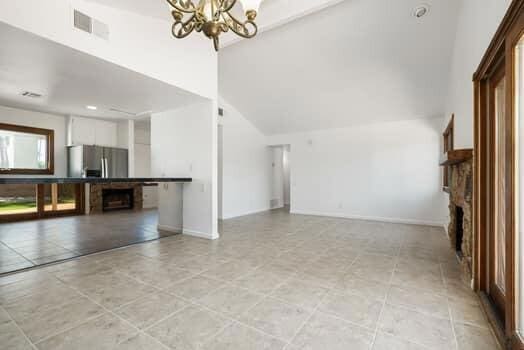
[0,209,500,349]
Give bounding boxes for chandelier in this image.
[166,0,262,51]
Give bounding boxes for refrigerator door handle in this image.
[101,157,108,178]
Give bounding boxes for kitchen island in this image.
[0,177,191,274]
[0,177,192,184]
[0,177,190,218]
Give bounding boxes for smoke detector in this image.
[413,4,430,19]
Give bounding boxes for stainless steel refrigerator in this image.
[67,145,128,178]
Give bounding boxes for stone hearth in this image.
[447,158,473,282]
[89,183,143,213]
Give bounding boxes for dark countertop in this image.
[0,177,192,185]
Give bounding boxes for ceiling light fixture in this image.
[86,105,98,110]
[166,0,263,51]
[413,4,430,19]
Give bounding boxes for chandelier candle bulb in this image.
[166,0,262,51]
[239,0,262,12]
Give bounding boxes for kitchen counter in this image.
[0,177,192,185]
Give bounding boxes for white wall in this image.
[444,0,512,148]
[0,0,217,100]
[269,118,448,226]
[151,100,218,239]
[218,97,272,220]
[116,120,135,176]
[218,125,223,219]
[134,122,157,209]
[0,105,67,177]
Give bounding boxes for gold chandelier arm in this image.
[218,0,237,13]
[171,14,199,38]
[165,0,198,14]
[222,12,258,38]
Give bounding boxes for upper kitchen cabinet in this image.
[67,116,117,147]
[94,120,117,147]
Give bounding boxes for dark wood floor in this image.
[0,210,177,274]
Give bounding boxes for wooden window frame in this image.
[473,0,524,348]
[0,122,55,175]
[443,114,455,191]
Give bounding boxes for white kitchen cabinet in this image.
[68,116,117,147]
[68,116,95,146]
[143,186,158,209]
[94,120,117,147]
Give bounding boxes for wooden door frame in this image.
[473,0,524,347]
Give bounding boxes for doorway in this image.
[283,145,291,209]
[270,145,291,211]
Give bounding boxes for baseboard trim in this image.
[221,207,271,220]
[183,229,220,240]
[290,210,445,227]
[157,225,182,234]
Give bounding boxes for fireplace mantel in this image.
[439,149,473,166]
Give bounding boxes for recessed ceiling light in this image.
[413,4,430,19]
[86,105,98,110]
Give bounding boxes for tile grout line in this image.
[177,293,293,346]
[0,240,35,268]
[369,248,399,349]
[282,223,358,349]
[442,260,460,350]
[1,304,38,350]
[34,275,178,349]
[282,291,332,350]
[29,258,186,347]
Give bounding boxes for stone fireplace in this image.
[89,183,142,213]
[446,156,473,281]
[102,188,135,212]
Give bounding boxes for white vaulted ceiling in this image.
[84,0,461,134]
[219,0,461,134]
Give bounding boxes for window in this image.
[443,114,454,189]
[0,123,54,174]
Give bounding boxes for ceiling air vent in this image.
[109,108,152,118]
[74,10,109,40]
[21,91,42,98]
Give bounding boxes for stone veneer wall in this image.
[90,183,143,213]
[447,158,473,282]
